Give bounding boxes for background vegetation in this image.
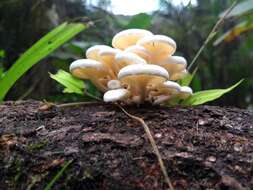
[0,0,252,109]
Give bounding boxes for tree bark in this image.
[0,100,252,190]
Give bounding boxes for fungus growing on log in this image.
[70,29,193,104]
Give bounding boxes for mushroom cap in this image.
[103,88,130,102]
[118,64,169,102]
[115,52,147,71]
[118,64,169,80]
[179,86,193,99]
[112,29,153,50]
[86,45,112,61]
[69,59,110,92]
[137,35,176,61]
[146,80,182,104]
[125,45,151,62]
[69,59,105,79]
[107,80,121,89]
[157,56,187,75]
[99,47,121,77]
[99,47,121,58]
[148,81,181,97]
[163,81,181,91]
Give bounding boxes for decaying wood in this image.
[0,100,253,190]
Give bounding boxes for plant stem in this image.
[117,104,175,190]
[43,160,73,190]
[187,1,238,71]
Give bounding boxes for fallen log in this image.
[0,100,252,190]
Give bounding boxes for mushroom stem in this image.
[98,75,112,91]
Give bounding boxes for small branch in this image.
[55,101,103,108]
[117,104,175,190]
[44,160,73,190]
[187,1,238,71]
[41,88,102,109]
[38,100,105,111]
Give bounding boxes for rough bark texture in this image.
[0,100,253,190]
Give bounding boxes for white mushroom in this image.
[163,81,181,90]
[103,88,130,102]
[118,64,169,103]
[86,45,119,78]
[107,80,121,89]
[112,29,153,50]
[157,56,187,78]
[99,47,121,64]
[118,64,169,79]
[99,47,121,77]
[178,86,193,99]
[69,28,193,104]
[86,45,111,61]
[137,35,176,62]
[147,81,181,104]
[115,51,147,73]
[69,59,111,92]
[125,45,151,62]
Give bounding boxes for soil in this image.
[0,100,253,190]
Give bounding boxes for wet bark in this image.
[0,100,252,190]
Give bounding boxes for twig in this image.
[38,100,104,111]
[187,1,238,71]
[56,101,104,108]
[117,104,174,190]
[55,90,102,108]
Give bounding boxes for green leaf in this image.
[126,13,152,29]
[43,160,72,190]
[0,22,86,101]
[49,70,84,95]
[83,80,102,98]
[191,74,202,92]
[0,50,5,58]
[182,79,244,106]
[220,0,253,18]
[180,67,198,86]
[0,68,4,79]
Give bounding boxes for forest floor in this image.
[0,100,253,190]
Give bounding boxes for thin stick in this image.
[187,1,238,71]
[56,101,103,108]
[117,105,174,190]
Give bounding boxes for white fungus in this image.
[70,29,193,104]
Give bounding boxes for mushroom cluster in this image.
[70,29,193,104]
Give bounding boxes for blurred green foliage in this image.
[0,50,5,79]
[0,22,86,101]
[125,13,152,29]
[0,0,252,108]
